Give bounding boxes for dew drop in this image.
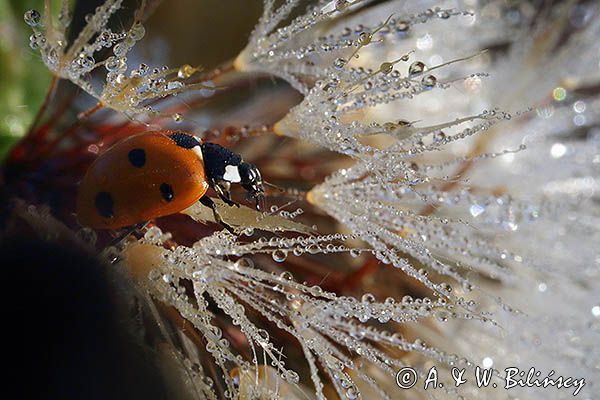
[462,281,474,292]
[408,61,426,76]
[129,23,146,41]
[24,10,41,27]
[144,226,163,243]
[283,370,300,384]
[178,64,196,79]
[272,249,288,262]
[379,62,393,74]
[234,257,254,269]
[361,293,375,303]
[333,57,347,70]
[29,32,45,50]
[335,0,350,11]
[396,20,410,32]
[436,311,449,322]
[350,248,361,258]
[257,328,270,343]
[421,74,437,88]
[346,387,359,400]
[357,32,371,46]
[280,271,293,280]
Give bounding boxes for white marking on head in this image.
[223,165,242,183]
[192,145,204,160]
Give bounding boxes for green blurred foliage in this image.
[0,0,52,160]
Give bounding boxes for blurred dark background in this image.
[0,233,171,399]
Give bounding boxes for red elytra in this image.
[76,131,208,229]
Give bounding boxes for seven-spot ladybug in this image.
[76,131,264,231]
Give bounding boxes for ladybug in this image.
[76,131,264,232]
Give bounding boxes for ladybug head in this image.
[239,162,265,211]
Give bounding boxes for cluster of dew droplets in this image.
[275,43,490,156]
[24,0,208,116]
[123,226,494,399]
[302,107,534,313]
[236,0,473,93]
[254,2,532,317]
[264,4,495,156]
[25,0,124,82]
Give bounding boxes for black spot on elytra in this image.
[168,132,200,149]
[95,192,114,218]
[128,148,146,168]
[160,183,174,202]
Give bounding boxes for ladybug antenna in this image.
[263,180,285,193]
[263,181,307,201]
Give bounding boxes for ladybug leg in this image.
[105,222,149,262]
[214,180,240,208]
[199,196,235,234]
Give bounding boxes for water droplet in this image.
[408,61,425,76]
[421,74,437,88]
[280,271,293,280]
[167,81,184,91]
[462,281,474,292]
[346,387,359,399]
[396,20,410,32]
[379,62,393,74]
[350,249,361,258]
[24,10,41,27]
[77,54,95,71]
[283,370,300,384]
[234,258,254,269]
[172,113,183,123]
[361,293,375,303]
[333,57,347,69]
[113,42,127,57]
[357,32,371,46]
[272,250,288,262]
[178,64,196,79]
[438,282,453,293]
[436,311,449,322]
[335,0,350,11]
[257,328,270,344]
[144,226,163,242]
[129,23,145,41]
[29,32,45,49]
